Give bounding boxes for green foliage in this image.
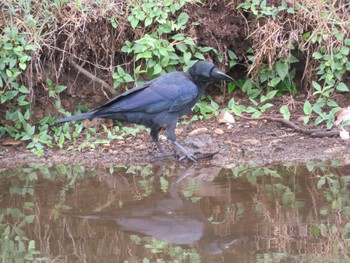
[239,56,298,99]
[279,105,290,120]
[192,95,220,120]
[113,0,224,86]
[0,166,48,262]
[260,58,298,94]
[0,27,52,155]
[228,90,277,118]
[305,29,350,128]
[237,0,295,19]
[0,27,36,89]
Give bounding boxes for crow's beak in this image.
[211,68,235,82]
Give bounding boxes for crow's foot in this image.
[171,141,197,162]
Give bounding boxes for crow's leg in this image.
[150,126,176,158]
[150,127,164,152]
[167,122,197,162]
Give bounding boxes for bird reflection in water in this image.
[64,167,251,255]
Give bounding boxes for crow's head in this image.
[188,61,235,86]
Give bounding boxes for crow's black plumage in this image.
[55,61,234,161]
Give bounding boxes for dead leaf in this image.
[339,129,350,140]
[334,106,350,126]
[217,111,235,124]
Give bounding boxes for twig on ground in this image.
[238,114,347,138]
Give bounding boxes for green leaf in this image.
[144,17,153,27]
[153,64,162,75]
[269,77,281,87]
[135,11,145,21]
[117,66,125,75]
[159,47,168,57]
[28,125,35,136]
[336,82,349,92]
[129,17,139,29]
[275,61,288,79]
[25,44,38,51]
[198,46,213,53]
[242,78,253,92]
[312,81,322,91]
[246,106,257,113]
[289,54,299,63]
[266,90,278,100]
[19,86,30,94]
[136,50,152,60]
[312,52,323,59]
[19,62,27,70]
[341,46,350,55]
[260,103,273,112]
[183,52,191,64]
[327,100,338,107]
[57,85,67,93]
[303,115,310,124]
[177,43,187,53]
[279,105,290,120]
[172,33,185,41]
[6,69,13,77]
[251,111,262,118]
[313,103,323,115]
[303,100,312,115]
[184,37,195,46]
[123,74,134,82]
[228,50,237,59]
[194,52,205,60]
[177,13,189,25]
[24,109,31,120]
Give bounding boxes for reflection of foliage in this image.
[0,163,94,261]
[1,162,350,261]
[230,161,350,262]
[0,164,44,261]
[130,235,200,263]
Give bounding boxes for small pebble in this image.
[213,128,224,135]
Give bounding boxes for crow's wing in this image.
[95,72,199,115]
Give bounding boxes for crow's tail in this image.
[55,111,97,124]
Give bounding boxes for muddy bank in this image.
[1,114,349,169]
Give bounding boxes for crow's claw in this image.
[178,153,197,162]
[171,141,197,162]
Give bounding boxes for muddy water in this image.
[1,161,350,262]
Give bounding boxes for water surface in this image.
[1,161,350,262]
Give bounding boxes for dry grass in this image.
[246,0,350,85]
[1,0,131,94]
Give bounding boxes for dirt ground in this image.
[1,93,350,169]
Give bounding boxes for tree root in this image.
[238,114,348,138]
[69,60,117,96]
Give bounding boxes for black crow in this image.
[56,61,234,161]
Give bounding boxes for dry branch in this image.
[69,60,116,96]
[238,114,348,138]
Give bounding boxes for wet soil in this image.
[1,94,350,169]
